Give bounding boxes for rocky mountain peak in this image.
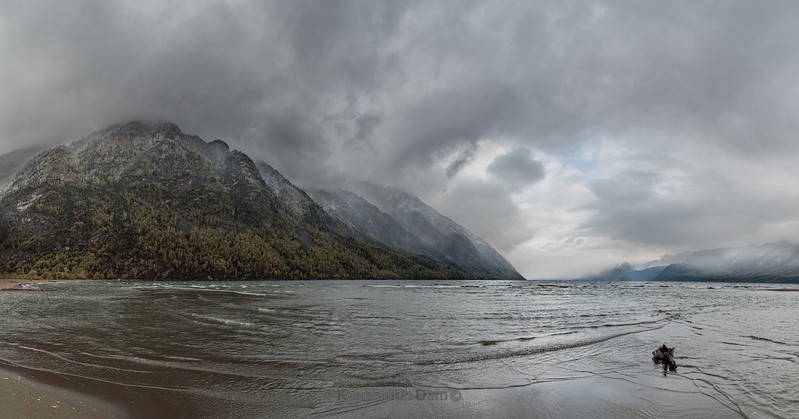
[0,121,523,280]
[111,120,183,136]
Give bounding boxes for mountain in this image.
[255,162,338,232]
[0,121,516,280]
[595,241,799,282]
[307,184,524,280]
[307,188,418,249]
[0,146,48,194]
[594,262,666,281]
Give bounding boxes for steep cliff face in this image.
[308,184,524,280]
[307,189,418,250]
[255,160,523,279]
[255,162,338,232]
[0,121,476,280]
[0,146,47,194]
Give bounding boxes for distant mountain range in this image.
[0,121,522,280]
[595,241,799,282]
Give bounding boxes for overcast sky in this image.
[2,0,799,278]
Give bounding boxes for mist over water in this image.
[0,280,796,418]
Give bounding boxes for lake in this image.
[0,280,796,418]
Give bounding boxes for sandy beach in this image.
[0,279,87,291]
[0,280,31,290]
[0,365,739,419]
[0,367,120,419]
[0,359,211,418]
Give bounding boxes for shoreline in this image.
[0,279,31,290]
[0,365,122,419]
[0,361,209,419]
[0,279,87,291]
[0,364,740,419]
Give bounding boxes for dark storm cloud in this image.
[3,0,799,274]
[4,1,798,167]
[487,148,545,190]
[444,144,477,178]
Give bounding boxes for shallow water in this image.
[0,280,797,418]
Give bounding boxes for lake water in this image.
[0,280,797,418]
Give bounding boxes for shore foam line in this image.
[0,279,88,291]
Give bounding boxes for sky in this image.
[2,0,799,278]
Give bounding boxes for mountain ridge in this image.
[595,241,799,282]
[307,183,523,280]
[0,121,523,280]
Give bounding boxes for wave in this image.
[476,331,579,347]
[748,335,789,346]
[79,352,203,364]
[721,341,749,347]
[188,313,255,327]
[5,344,154,374]
[57,352,304,382]
[364,284,462,289]
[135,286,288,299]
[410,321,668,366]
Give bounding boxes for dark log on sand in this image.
[652,344,677,372]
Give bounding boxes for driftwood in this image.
[652,344,677,372]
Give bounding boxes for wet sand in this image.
[0,367,119,419]
[320,369,742,419]
[0,361,216,419]
[0,368,743,419]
